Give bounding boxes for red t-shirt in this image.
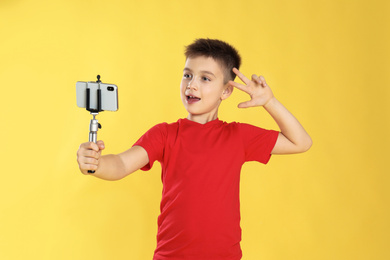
[133,118,279,260]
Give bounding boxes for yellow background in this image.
[1,0,389,259]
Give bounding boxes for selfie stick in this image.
[87,75,103,173]
[89,112,101,144]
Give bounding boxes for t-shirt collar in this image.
[180,118,223,128]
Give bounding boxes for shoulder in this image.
[222,121,279,140]
[221,121,256,132]
[147,120,179,130]
[146,120,181,135]
[227,121,268,132]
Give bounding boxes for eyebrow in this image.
[183,68,217,78]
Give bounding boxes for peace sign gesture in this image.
[228,68,275,108]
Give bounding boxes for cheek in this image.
[180,78,189,89]
[180,82,186,92]
[203,87,222,99]
[180,84,187,100]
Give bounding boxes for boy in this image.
[77,38,312,259]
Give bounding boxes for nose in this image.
[187,78,198,90]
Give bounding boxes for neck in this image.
[187,112,218,124]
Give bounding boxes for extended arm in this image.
[77,142,149,180]
[228,68,312,154]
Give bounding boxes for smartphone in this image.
[100,83,119,111]
[76,81,118,111]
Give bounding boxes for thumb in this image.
[238,100,256,108]
[96,140,105,151]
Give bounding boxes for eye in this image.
[202,76,211,81]
[183,73,192,79]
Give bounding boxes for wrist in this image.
[263,96,277,110]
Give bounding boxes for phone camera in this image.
[107,86,114,91]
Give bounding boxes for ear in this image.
[221,85,233,100]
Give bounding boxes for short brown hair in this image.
[184,38,241,83]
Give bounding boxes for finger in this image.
[80,142,99,152]
[228,80,249,93]
[83,149,100,159]
[82,157,99,165]
[232,68,251,85]
[259,76,268,87]
[77,149,98,159]
[89,142,100,152]
[251,74,262,85]
[77,146,97,159]
[80,157,99,170]
[77,153,99,168]
[237,100,257,108]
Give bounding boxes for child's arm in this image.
[228,68,312,154]
[77,141,149,180]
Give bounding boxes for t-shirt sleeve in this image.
[239,123,279,164]
[132,123,167,171]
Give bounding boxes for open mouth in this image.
[186,95,201,101]
[186,95,201,104]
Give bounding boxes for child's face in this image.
[180,56,231,122]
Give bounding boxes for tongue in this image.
[188,97,200,104]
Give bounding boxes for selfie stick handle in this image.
[89,113,101,143]
[88,112,101,173]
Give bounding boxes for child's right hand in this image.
[228,68,275,108]
[77,141,105,174]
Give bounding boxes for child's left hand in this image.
[228,68,274,108]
